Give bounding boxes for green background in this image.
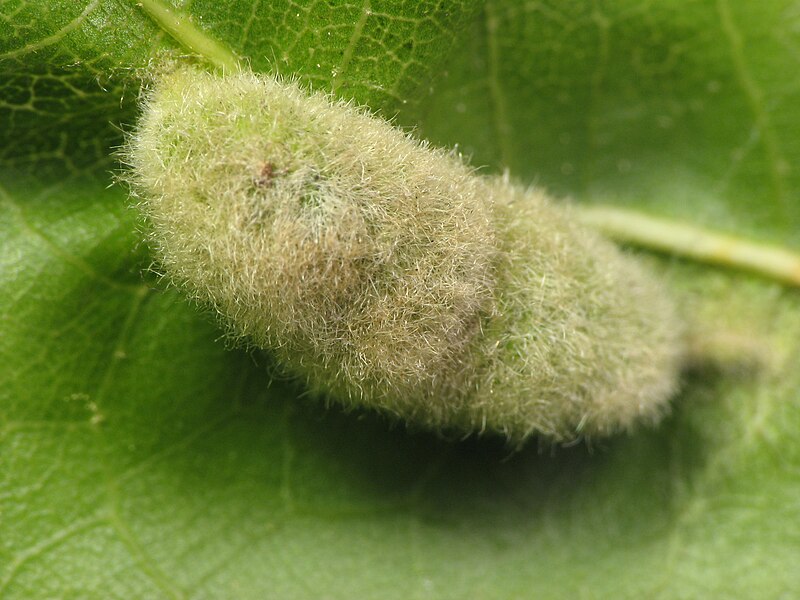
[1,1,798,597]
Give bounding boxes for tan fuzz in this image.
[124,67,684,444]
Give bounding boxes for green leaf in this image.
[2,0,799,597]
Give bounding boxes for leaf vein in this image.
[0,0,101,60]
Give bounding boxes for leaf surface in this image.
[1,1,799,597]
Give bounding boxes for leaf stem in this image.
[576,205,800,287]
[135,0,241,72]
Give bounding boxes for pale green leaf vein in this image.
[332,0,371,93]
[92,286,186,598]
[717,0,789,212]
[0,184,145,293]
[132,0,241,72]
[0,0,101,60]
[484,1,513,167]
[0,516,105,594]
[577,205,800,286]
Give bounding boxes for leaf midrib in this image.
[133,0,241,71]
